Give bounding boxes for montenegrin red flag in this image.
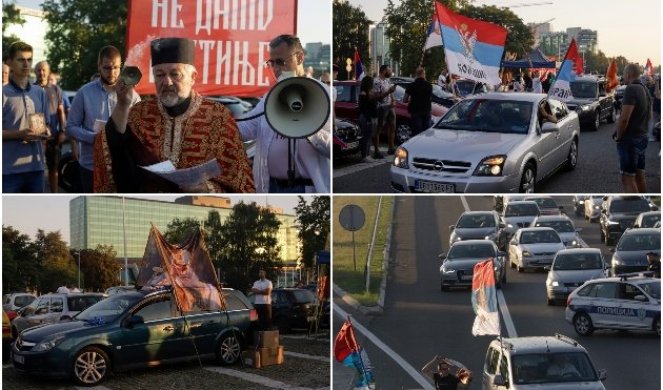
[436,1,507,85]
[606,58,618,92]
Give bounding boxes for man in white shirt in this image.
[56,284,70,294]
[251,269,273,330]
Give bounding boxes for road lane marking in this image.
[284,351,330,362]
[75,386,111,390]
[281,334,329,342]
[461,196,517,338]
[334,305,436,390]
[204,366,317,390]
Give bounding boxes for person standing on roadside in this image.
[613,63,651,193]
[251,269,273,330]
[403,66,432,137]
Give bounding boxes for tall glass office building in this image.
[69,196,300,262]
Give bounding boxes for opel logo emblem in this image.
[434,161,444,171]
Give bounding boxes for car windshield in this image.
[617,233,661,251]
[435,99,532,134]
[454,80,477,97]
[76,293,143,323]
[431,84,454,99]
[638,282,661,299]
[535,220,575,233]
[334,85,355,103]
[505,203,539,217]
[553,253,603,270]
[520,230,561,244]
[642,214,661,228]
[512,352,598,385]
[447,244,495,260]
[529,198,558,209]
[610,198,650,213]
[457,214,496,228]
[67,295,104,312]
[292,289,316,304]
[570,81,598,99]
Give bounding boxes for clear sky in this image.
[346,0,661,66]
[2,195,316,244]
[14,0,331,45]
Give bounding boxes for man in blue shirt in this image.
[2,41,49,193]
[66,45,140,192]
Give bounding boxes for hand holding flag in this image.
[335,318,375,389]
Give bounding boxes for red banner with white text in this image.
[126,0,297,97]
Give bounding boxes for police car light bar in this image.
[618,271,655,281]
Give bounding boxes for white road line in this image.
[75,386,111,390]
[281,334,329,342]
[334,305,435,390]
[204,366,316,390]
[284,351,330,362]
[461,195,518,338]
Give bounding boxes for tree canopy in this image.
[333,0,371,80]
[2,2,25,61]
[294,196,330,268]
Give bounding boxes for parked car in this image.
[439,239,506,291]
[609,228,660,275]
[11,293,105,338]
[632,211,661,228]
[333,118,363,159]
[248,288,319,333]
[3,292,37,313]
[544,248,608,305]
[12,287,256,386]
[532,215,585,248]
[599,196,652,246]
[508,227,566,272]
[565,75,616,131]
[483,334,607,389]
[584,195,604,222]
[390,93,579,193]
[448,210,503,247]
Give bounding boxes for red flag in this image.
[606,59,618,92]
[334,320,359,362]
[645,58,654,77]
[354,47,364,80]
[574,54,584,76]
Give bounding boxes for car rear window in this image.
[535,220,574,233]
[553,253,603,270]
[14,295,35,307]
[521,230,561,244]
[292,289,315,304]
[610,198,650,213]
[511,352,598,384]
[457,214,496,228]
[617,233,660,251]
[642,214,661,227]
[334,85,355,103]
[223,291,251,311]
[448,244,495,259]
[67,295,103,312]
[506,203,539,217]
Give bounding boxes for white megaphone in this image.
[264,76,331,139]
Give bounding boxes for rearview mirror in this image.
[598,369,608,381]
[493,374,506,386]
[541,122,560,133]
[544,265,551,271]
[449,225,455,231]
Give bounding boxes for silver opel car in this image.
[390,93,580,193]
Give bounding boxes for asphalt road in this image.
[333,196,660,390]
[333,122,661,193]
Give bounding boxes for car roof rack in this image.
[618,271,655,281]
[554,333,578,346]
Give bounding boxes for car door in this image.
[587,282,619,327]
[532,101,559,177]
[508,230,522,266]
[616,282,652,330]
[23,296,51,331]
[548,99,574,165]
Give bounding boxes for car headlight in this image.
[580,104,592,111]
[594,205,600,210]
[441,267,456,273]
[453,235,462,242]
[522,250,532,257]
[474,155,506,176]
[485,232,497,240]
[612,257,622,265]
[393,147,409,169]
[551,281,560,287]
[32,334,65,352]
[570,240,578,247]
[507,223,514,228]
[578,200,585,205]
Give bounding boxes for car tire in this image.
[519,163,536,193]
[216,332,242,365]
[590,111,600,131]
[564,138,578,171]
[607,107,616,123]
[396,121,412,145]
[72,346,110,386]
[573,312,594,336]
[546,296,553,306]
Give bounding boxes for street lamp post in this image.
[77,250,81,290]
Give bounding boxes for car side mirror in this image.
[438,253,446,260]
[499,223,506,229]
[449,225,455,231]
[634,295,647,302]
[609,248,615,253]
[601,209,607,214]
[544,265,551,271]
[576,227,583,233]
[493,374,506,386]
[125,315,145,328]
[598,369,608,381]
[541,122,560,133]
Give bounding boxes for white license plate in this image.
[462,275,473,281]
[414,180,455,193]
[345,141,359,150]
[14,354,24,364]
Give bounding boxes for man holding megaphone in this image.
[238,34,331,193]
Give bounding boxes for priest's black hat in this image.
[151,38,195,66]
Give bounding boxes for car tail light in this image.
[249,308,258,322]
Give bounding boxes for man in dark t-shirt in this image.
[404,66,433,137]
[614,63,651,193]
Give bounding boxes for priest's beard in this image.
[159,90,181,107]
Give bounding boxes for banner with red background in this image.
[126,0,297,97]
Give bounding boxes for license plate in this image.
[462,275,473,281]
[14,354,24,364]
[345,141,359,150]
[414,180,455,193]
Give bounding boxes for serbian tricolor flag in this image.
[424,7,443,50]
[137,225,225,312]
[645,58,654,77]
[606,58,619,92]
[354,47,365,81]
[471,259,500,336]
[548,38,581,102]
[335,319,375,389]
[436,2,507,85]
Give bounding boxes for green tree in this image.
[294,196,330,269]
[35,230,77,293]
[164,218,203,245]
[333,0,372,79]
[583,50,610,75]
[2,226,38,294]
[41,0,127,89]
[2,2,25,61]
[77,245,121,292]
[217,202,282,292]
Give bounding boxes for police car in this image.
[565,273,660,336]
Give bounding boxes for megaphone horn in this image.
[264,77,330,139]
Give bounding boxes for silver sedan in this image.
[390,93,580,193]
[508,227,566,272]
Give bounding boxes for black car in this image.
[613,85,626,115]
[609,228,661,275]
[333,118,363,159]
[12,287,256,386]
[565,76,616,131]
[249,288,319,333]
[572,195,589,216]
[600,196,653,246]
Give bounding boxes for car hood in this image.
[454,227,498,239]
[403,129,524,160]
[608,212,641,222]
[613,249,660,266]
[20,319,107,342]
[557,232,580,244]
[550,269,605,284]
[566,98,597,106]
[521,243,565,253]
[511,382,605,390]
[504,216,537,227]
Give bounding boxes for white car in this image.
[584,196,604,222]
[390,93,580,193]
[508,227,566,272]
[545,248,608,305]
[565,273,660,336]
[532,215,586,248]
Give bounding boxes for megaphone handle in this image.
[287,139,296,187]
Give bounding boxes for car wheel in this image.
[546,297,553,306]
[216,332,242,365]
[608,107,616,123]
[573,313,594,336]
[396,122,412,145]
[564,138,578,170]
[519,163,536,193]
[590,111,600,131]
[72,346,110,386]
[655,316,660,336]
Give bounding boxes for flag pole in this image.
[347,316,371,388]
